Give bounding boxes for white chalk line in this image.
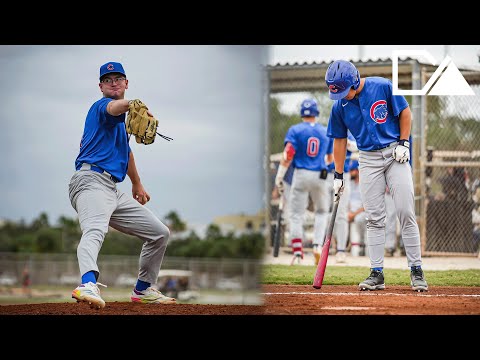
[261,292,480,298]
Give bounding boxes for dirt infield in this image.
[1,284,479,315]
[262,285,480,315]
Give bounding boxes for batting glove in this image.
[393,140,410,163]
[333,171,345,197]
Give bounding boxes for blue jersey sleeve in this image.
[98,98,127,126]
[327,102,349,139]
[284,126,297,149]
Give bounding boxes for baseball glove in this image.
[126,99,172,144]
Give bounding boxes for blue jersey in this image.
[285,122,333,171]
[327,77,409,151]
[75,97,131,182]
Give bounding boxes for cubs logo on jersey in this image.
[370,100,388,123]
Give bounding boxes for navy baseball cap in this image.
[99,62,126,80]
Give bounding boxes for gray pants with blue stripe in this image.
[68,169,170,285]
[359,145,422,268]
[289,168,330,247]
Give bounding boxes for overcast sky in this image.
[0,45,270,227]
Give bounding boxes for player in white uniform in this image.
[325,60,428,292]
[274,99,333,264]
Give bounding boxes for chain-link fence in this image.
[266,59,480,257]
[0,252,262,291]
[423,86,480,255]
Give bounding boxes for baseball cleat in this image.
[290,254,303,266]
[358,269,385,291]
[131,287,177,304]
[72,281,107,309]
[336,251,346,264]
[410,266,428,292]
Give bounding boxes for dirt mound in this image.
[1,285,479,315]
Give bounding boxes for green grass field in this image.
[262,265,480,287]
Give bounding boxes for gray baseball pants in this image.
[68,168,170,285]
[289,168,330,247]
[359,145,422,268]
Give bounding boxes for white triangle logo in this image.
[428,61,475,96]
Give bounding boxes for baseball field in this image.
[1,259,479,315]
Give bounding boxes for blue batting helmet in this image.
[325,60,360,100]
[300,98,319,117]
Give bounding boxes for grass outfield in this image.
[262,265,480,287]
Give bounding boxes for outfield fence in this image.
[0,252,262,291]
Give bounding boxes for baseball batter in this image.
[325,60,428,292]
[69,61,176,308]
[275,98,333,264]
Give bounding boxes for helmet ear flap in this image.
[352,69,360,90]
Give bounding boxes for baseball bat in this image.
[312,194,341,289]
[273,195,284,257]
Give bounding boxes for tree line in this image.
[0,211,265,259]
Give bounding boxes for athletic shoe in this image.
[410,266,428,292]
[358,269,385,291]
[336,251,346,264]
[72,281,107,309]
[290,253,303,266]
[131,287,177,304]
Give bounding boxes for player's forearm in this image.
[398,106,412,140]
[127,151,141,185]
[107,99,130,116]
[325,153,334,165]
[280,158,292,168]
[333,138,347,173]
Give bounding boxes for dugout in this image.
[266,57,480,256]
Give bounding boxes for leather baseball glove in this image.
[126,99,172,144]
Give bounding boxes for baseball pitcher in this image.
[69,61,176,309]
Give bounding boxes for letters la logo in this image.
[392,50,474,96]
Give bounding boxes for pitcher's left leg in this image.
[109,192,170,285]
